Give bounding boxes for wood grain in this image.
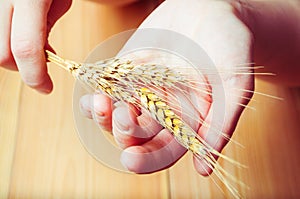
[0,71,22,199]
[0,1,299,199]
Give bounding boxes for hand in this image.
[80,0,254,175]
[0,0,72,93]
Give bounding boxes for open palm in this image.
[80,0,254,175]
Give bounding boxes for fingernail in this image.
[114,119,130,132]
[114,101,127,108]
[120,152,129,171]
[93,109,105,117]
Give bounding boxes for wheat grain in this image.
[46,50,249,198]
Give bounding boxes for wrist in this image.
[232,0,300,85]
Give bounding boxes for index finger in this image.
[11,0,53,93]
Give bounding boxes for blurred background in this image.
[0,1,300,198]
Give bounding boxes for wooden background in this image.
[1,1,300,198]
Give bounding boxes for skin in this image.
[87,0,139,6]
[0,0,72,93]
[81,0,255,175]
[1,0,300,175]
[80,0,300,175]
[235,0,300,86]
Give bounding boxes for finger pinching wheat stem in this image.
[46,50,277,199]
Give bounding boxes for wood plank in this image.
[0,69,22,199]
[8,1,169,199]
[168,79,300,198]
[2,0,300,198]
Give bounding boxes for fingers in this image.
[80,94,113,132]
[1,0,72,93]
[0,2,16,70]
[112,104,163,149]
[11,0,53,93]
[120,129,187,174]
[80,93,164,150]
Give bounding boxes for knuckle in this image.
[11,39,41,59]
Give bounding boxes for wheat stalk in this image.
[46,50,255,199]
